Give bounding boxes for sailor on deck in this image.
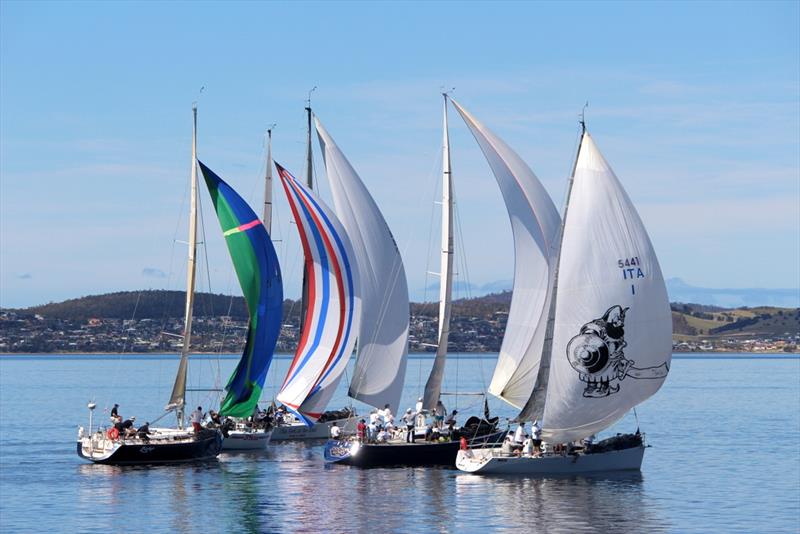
[330,422,341,439]
[402,408,415,443]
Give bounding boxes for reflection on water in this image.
[455,471,668,533]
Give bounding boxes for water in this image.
[1,354,798,533]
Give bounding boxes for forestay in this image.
[198,161,283,418]
[275,163,361,425]
[450,99,560,409]
[315,117,409,413]
[539,132,671,443]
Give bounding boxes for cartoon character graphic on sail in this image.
[567,305,669,398]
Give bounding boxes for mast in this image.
[299,89,315,333]
[422,93,454,411]
[167,104,199,429]
[518,119,586,423]
[263,125,275,232]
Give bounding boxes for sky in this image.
[1,1,798,309]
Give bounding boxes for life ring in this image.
[107,427,120,440]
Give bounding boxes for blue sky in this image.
[1,1,798,308]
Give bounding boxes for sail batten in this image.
[198,161,283,419]
[536,131,671,442]
[449,99,560,410]
[315,117,409,413]
[276,163,361,425]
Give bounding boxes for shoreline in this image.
[0,351,797,357]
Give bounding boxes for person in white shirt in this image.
[402,408,416,443]
[500,436,513,456]
[376,428,388,443]
[514,423,526,446]
[415,397,423,414]
[330,422,341,439]
[522,436,534,457]
[369,410,379,426]
[531,420,542,456]
[367,421,378,443]
[190,406,204,433]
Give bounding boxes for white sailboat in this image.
[271,107,412,441]
[324,95,505,467]
[457,120,671,474]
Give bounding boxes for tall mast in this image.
[300,88,315,333]
[263,125,274,233]
[168,103,199,429]
[519,119,586,423]
[423,93,455,411]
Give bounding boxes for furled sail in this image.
[275,163,361,425]
[198,161,283,418]
[450,99,561,409]
[422,94,455,412]
[315,117,409,413]
[538,131,671,443]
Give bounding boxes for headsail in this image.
[198,161,283,418]
[450,99,561,409]
[537,131,671,443]
[275,163,361,425]
[315,117,409,413]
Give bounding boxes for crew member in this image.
[190,406,204,433]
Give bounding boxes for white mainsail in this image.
[315,117,410,413]
[450,99,561,409]
[422,94,455,412]
[537,131,671,443]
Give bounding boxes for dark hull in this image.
[324,431,506,468]
[77,430,223,465]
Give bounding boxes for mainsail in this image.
[198,161,283,418]
[275,163,361,425]
[449,99,561,409]
[422,94,455,412]
[535,130,671,443]
[315,117,409,413]
[167,104,199,426]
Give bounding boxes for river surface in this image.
[0,353,798,533]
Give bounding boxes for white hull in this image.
[221,428,273,450]
[456,445,645,475]
[271,416,356,441]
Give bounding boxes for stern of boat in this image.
[456,447,494,472]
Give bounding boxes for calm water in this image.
[1,354,798,533]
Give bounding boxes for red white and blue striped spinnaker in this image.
[275,163,361,425]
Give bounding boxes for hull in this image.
[456,444,645,475]
[77,428,222,465]
[271,416,356,441]
[221,428,273,450]
[324,431,506,468]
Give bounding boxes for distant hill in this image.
[8,289,798,343]
[670,302,800,339]
[423,277,799,308]
[11,290,303,323]
[666,278,799,308]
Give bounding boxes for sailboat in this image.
[266,110,363,441]
[323,96,506,467]
[272,161,362,427]
[77,105,227,464]
[456,119,672,475]
[200,158,284,451]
